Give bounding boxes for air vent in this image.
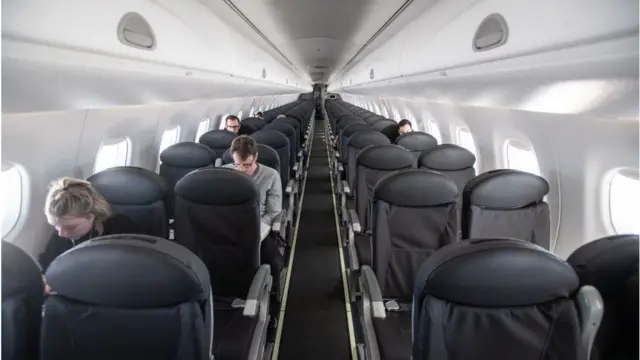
[473,13,508,52]
[370,68,375,80]
[262,68,267,79]
[117,12,156,50]
[314,65,330,70]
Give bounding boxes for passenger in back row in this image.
[398,119,413,135]
[38,177,139,273]
[224,115,241,134]
[222,135,284,285]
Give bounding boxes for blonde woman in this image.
[38,177,139,272]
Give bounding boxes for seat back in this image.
[198,130,237,158]
[371,169,459,298]
[567,234,639,360]
[413,238,583,360]
[346,130,391,191]
[355,145,415,228]
[418,144,476,194]
[395,132,438,160]
[340,123,371,161]
[88,166,168,238]
[174,168,260,298]
[41,234,212,360]
[270,117,301,152]
[241,117,266,130]
[371,119,398,141]
[251,130,290,190]
[2,241,43,360]
[263,122,297,170]
[238,123,257,135]
[159,142,216,220]
[462,169,550,248]
[221,143,281,174]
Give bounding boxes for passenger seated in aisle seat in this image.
[255,111,264,119]
[222,136,284,282]
[224,115,241,134]
[38,177,139,273]
[398,119,413,135]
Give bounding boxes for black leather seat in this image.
[88,166,169,238]
[40,234,213,360]
[199,130,237,158]
[2,241,43,360]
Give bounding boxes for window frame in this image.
[158,126,181,159]
[605,168,640,234]
[427,120,442,143]
[0,163,28,240]
[195,117,211,142]
[503,139,541,176]
[456,127,479,170]
[93,137,132,174]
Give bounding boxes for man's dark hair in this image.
[230,135,258,159]
[398,119,412,128]
[256,112,264,117]
[225,115,240,123]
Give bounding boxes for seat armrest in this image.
[577,285,604,360]
[334,150,340,159]
[338,163,344,173]
[361,266,385,319]
[286,179,294,194]
[214,158,222,167]
[348,209,361,233]
[293,180,299,194]
[243,264,271,317]
[342,180,351,196]
[298,150,303,159]
[271,209,287,236]
[293,163,299,172]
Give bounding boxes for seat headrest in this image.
[364,114,385,123]
[221,144,280,169]
[285,113,302,123]
[45,234,209,308]
[251,129,290,150]
[371,119,397,132]
[2,241,43,299]
[88,166,167,206]
[241,117,266,130]
[270,117,300,129]
[419,144,476,171]
[347,130,391,149]
[160,142,216,168]
[567,234,639,294]
[342,123,371,137]
[198,130,237,149]
[175,167,258,206]
[395,132,438,152]
[465,169,549,209]
[374,169,459,207]
[238,123,257,135]
[357,144,414,170]
[263,122,296,137]
[415,238,579,307]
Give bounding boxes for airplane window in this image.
[237,110,244,119]
[373,103,381,115]
[0,164,25,239]
[94,137,131,174]
[504,140,541,176]
[457,128,478,170]
[428,121,442,143]
[249,107,255,116]
[159,126,181,158]
[608,169,640,234]
[195,117,211,141]
[219,114,231,130]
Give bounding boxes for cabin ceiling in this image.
[199,0,431,83]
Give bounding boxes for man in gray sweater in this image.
[223,135,284,291]
[222,135,282,228]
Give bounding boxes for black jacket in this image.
[38,213,139,272]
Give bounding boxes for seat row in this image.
[0,98,315,360]
[4,231,636,360]
[324,99,637,360]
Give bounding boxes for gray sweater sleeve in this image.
[262,169,283,226]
